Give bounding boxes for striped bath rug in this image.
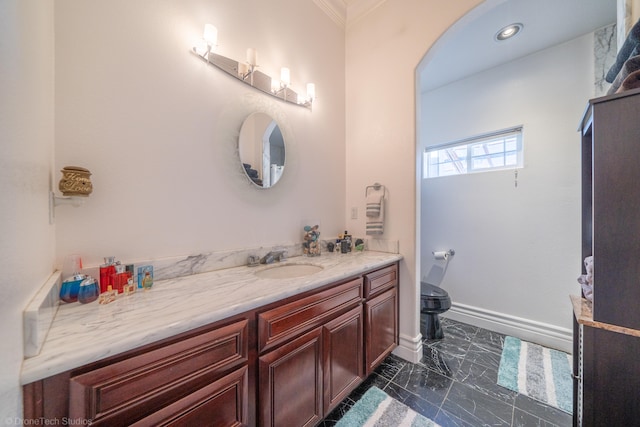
[497,336,573,414]
[336,386,439,427]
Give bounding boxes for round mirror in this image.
[238,112,285,188]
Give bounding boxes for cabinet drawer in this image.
[130,365,248,427]
[364,264,397,299]
[69,319,248,425]
[258,278,362,353]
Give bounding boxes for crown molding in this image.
[313,0,347,29]
[346,0,387,26]
[313,0,388,29]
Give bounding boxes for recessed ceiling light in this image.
[495,23,523,41]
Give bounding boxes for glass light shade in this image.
[246,48,258,66]
[280,67,290,87]
[194,38,209,56]
[306,83,316,101]
[203,24,218,47]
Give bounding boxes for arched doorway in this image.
[414,0,615,351]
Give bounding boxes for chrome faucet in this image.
[260,249,287,264]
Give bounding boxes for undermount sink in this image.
[254,263,324,279]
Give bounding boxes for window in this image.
[423,127,523,178]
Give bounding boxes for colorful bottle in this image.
[99,256,117,294]
[60,274,86,303]
[142,271,153,290]
[78,277,99,304]
[137,265,153,289]
[111,264,131,294]
[343,231,352,252]
[124,277,136,296]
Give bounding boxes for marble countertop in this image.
[21,251,402,385]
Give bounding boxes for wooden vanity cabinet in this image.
[24,261,400,427]
[364,264,399,374]
[257,277,364,427]
[259,326,324,427]
[24,316,251,427]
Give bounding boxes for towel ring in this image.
[365,182,386,197]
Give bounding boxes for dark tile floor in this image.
[319,318,572,427]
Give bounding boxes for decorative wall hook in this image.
[49,166,92,224]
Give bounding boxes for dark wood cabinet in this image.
[130,366,248,427]
[579,88,640,330]
[258,327,324,427]
[363,265,398,374]
[323,305,364,413]
[574,89,640,426]
[572,296,640,427]
[69,319,249,425]
[24,261,399,427]
[257,277,364,427]
[364,287,397,375]
[24,317,251,427]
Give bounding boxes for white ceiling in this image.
[419,0,616,91]
[333,0,617,92]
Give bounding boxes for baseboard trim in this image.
[393,332,422,363]
[443,302,573,354]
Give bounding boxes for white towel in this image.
[366,197,384,235]
[366,189,383,218]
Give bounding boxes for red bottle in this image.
[99,256,116,294]
[111,264,131,295]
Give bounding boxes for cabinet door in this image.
[365,287,398,374]
[259,327,323,427]
[323,305,364,413]
[581,325,640,427]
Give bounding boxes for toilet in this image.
[420,281,451,340]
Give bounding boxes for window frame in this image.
[423,126,523,179]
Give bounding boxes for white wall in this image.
[345,0,482,362]
[1,0,345,420]
[54,0,346,268]
[0,0,56,419]
[420,34,592,351]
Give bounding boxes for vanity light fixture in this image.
[495,23,523,41]
[191,23,316,110]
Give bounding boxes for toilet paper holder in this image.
[432,249,455,260]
